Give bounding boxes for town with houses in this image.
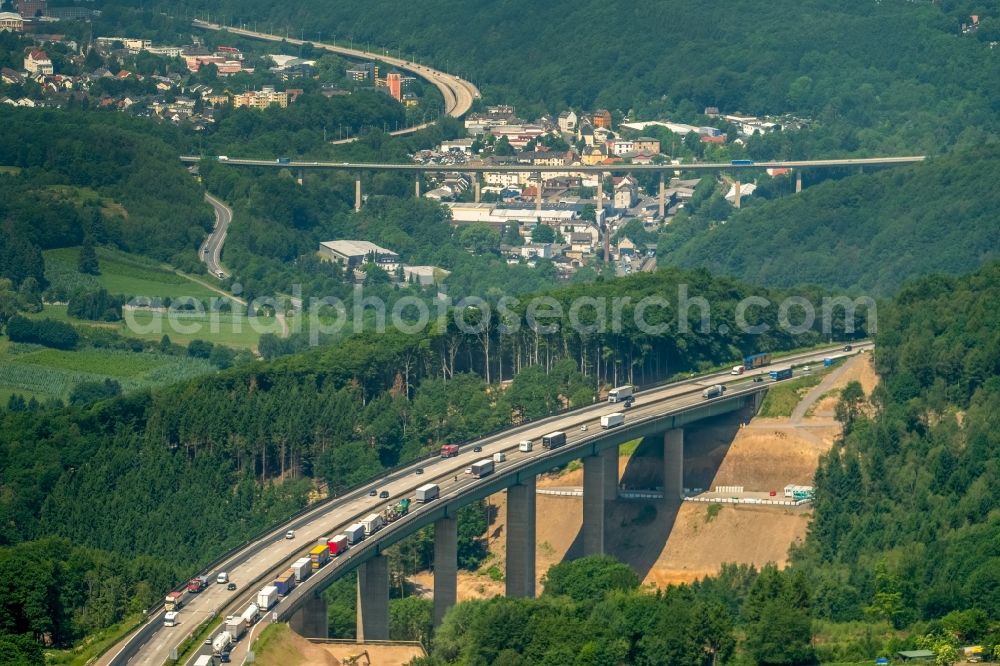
[0,0,422,126]
[1,0,806,285]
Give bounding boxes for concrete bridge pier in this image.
[506,477,536,598]
[433,515,457,627]
[583,454,606,556]
[354,177,362,212]
[535,172,543,215]
[290,592,328,638]
[356,554,389,641]
[473,176,481,203]
[296,168,304,186]
[415,174,421,198]
[658,172,666,219]
[663,429,684,501]
[734,180,742,209]
[795,170,802,193]
[603,445,619,501]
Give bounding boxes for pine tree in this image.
[78,237,100,275]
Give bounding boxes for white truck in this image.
[601,412,625,429]
[702,384,726,399]
[415,483,440,503]
[212,631,232,660]
[345,523,366,544]
[164,611,178,627]
[470,459,494,478]
[518,439,533,452]
[291,557,312,583]
[256,585,278,611]
[361,513,383,536]
[608,385,634,403]
[492,451,506,463]
[226,614,246,641]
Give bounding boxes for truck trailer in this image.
[416,483,440,503]
[361,513,383,536]
[470,459,494,478]
[193,655,213,666]
[164,590,186,612]
[345,523,366,544]
[769,368,793,381]
[273,571,296,596]
[607,385,634,403]
[542,431,566,449]
[309,544,330,569]
[702,385,726,399]
[518,439,533,452]
[239,603,259,629]
[226,616,246,640]
[256,586,278,611]
[291,557,312,583]
[744,352,771,369]
[601,413,625,428]
[328,534,349,556]
[493,451,506,463]
[212,631,233,661]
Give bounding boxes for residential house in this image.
[633,137,661,153]
[24,49,53,75]
[0,12,24,32]
[1,67,23,84]
[704,106,720,117]
[233,86,288,109]
[558,109,577,132]
[581,145,606,166]
[592,109,612,128]
[577,121,594,146]
[346,62,375,80]
[618,237,637,257]
[610,139,634,156]
[593,126,613,145]
[613,176,638,210]
[569,232,595,254]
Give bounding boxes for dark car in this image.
[379,490,390,499]
[415,467,424,475]
[369,489,378,496]
[227,582,237,591]
[473,446,483,452]
[843,344,853,351]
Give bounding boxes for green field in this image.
[758,369,830,418]
[44,247,223,301]
[0,337,216,403]
[122,309,272,349]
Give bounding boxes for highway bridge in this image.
[182,154,925,214]
[104,343,870,665]
[191,20,479,134]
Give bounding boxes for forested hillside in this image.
[150,0,1000,154]
[0,267,851,660]
[658,145,1000,295]
[0,107,212,280]
[796,261,1000,626]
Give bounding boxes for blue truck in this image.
[769,368,793,381]
[744,352,771,370]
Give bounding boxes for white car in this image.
[285,530,295,539]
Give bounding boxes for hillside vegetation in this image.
[659,145,1000,295]
[0,268,849,660]
[149,0,1000,155]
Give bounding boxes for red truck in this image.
[186,576,209,593]
[440,444,459,458]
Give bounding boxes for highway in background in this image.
[192,20,480,139]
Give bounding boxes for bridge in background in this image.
[182,154,926,216]
[104,343,871,666]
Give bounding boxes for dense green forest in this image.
[146,0,1000,155]
[659,144,1000,295]
[0,107,212,279]
[0,267,845,660]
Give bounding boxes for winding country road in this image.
[199,193,231,280]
